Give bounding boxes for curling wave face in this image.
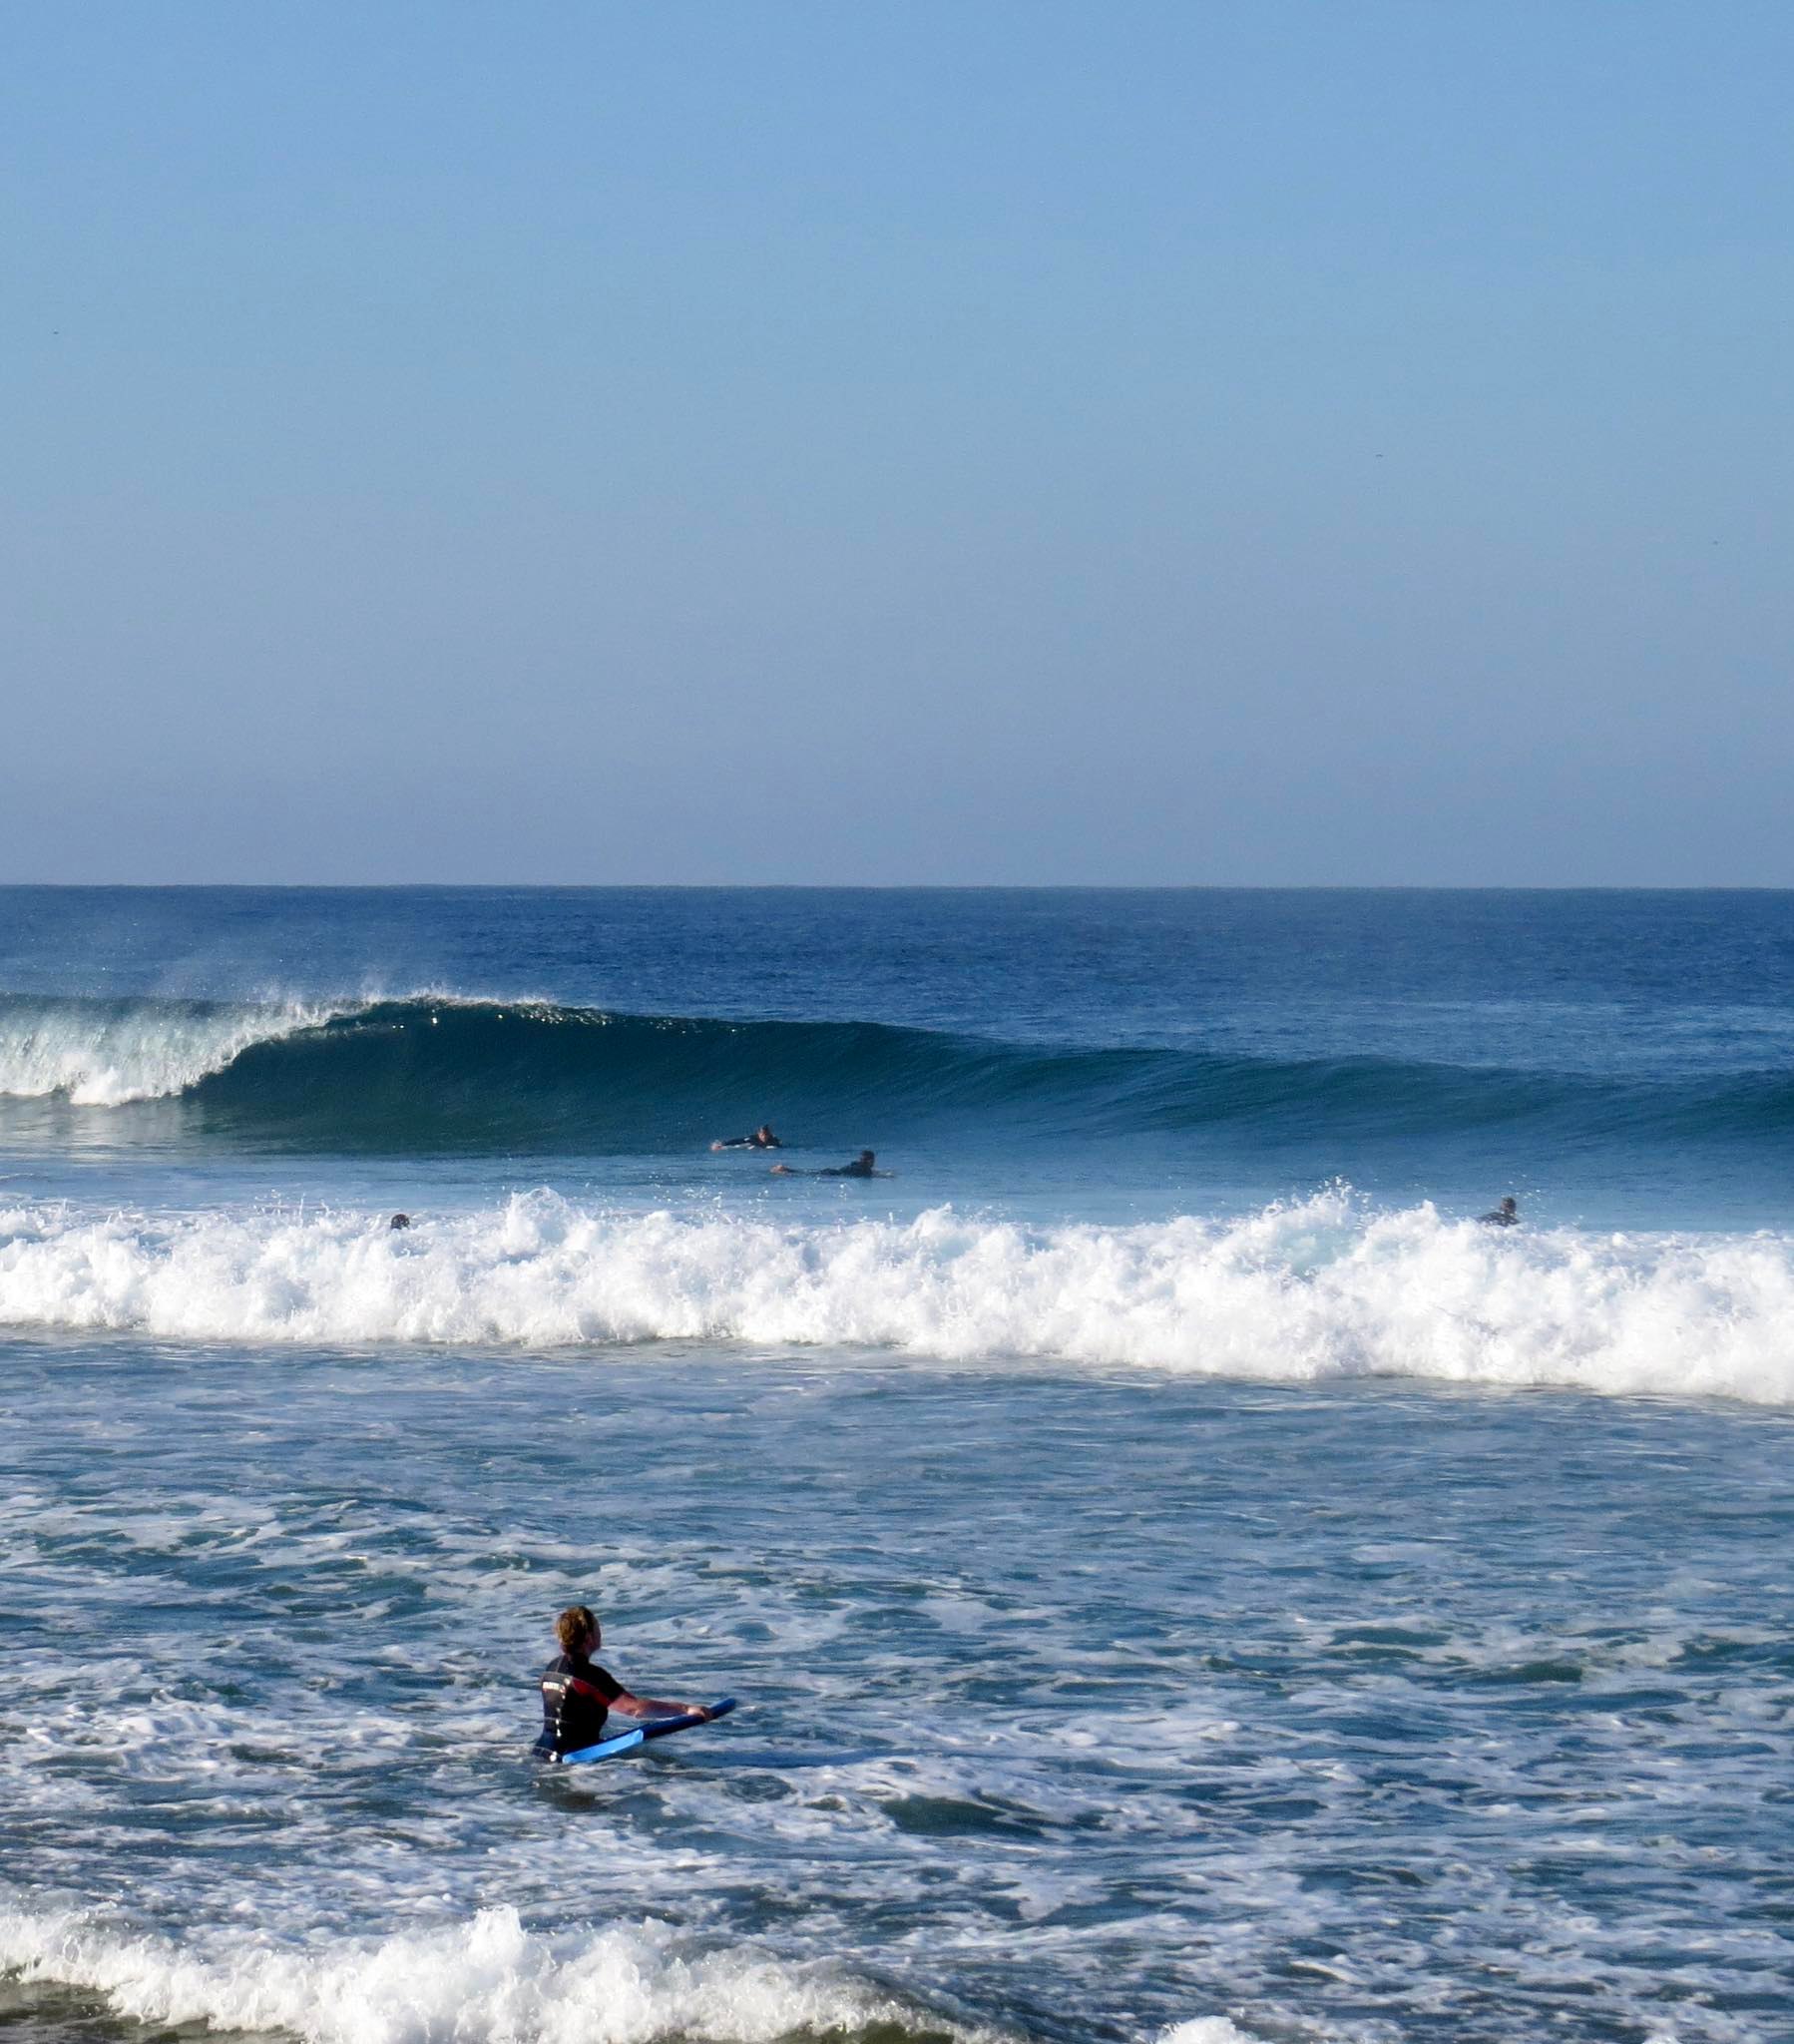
[2,1189,1790,1404]
[4,992,1794,1156]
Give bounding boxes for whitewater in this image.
[3,1190,1793,1404]
[3,886,1792,2044]
[0,992,334,1106]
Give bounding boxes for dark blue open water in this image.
[1,889,1790,2044]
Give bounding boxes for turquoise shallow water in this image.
[2,889,1793,2043]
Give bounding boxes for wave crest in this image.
[0,1901,965,2044]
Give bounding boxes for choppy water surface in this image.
[2,1338,1790,2044]
[3,889,1793,2044]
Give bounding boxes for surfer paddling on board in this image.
[1478,1197,1520,1228]
[771,1150,889,1179]
[534,1606,715,1763]
[711,1124,782,1151]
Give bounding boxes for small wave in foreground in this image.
[0,1902,976,2044]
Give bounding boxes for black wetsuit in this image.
[717,1135,781,1149]
[535,1653,624,1760]
[1478,1207,1520,1228]
[819,1159,876,1177]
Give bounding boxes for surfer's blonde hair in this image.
[556,1605,599,1653]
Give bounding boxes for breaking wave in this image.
[1,1189,1789,1405]
[0,993,331,1106]
[3,992,1794,1154]
[0,1901,976,2044]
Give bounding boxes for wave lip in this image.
[2,1190,1790,1406]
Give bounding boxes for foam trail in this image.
[0,995,333,1105]
[1,1191,1790,1405]
[0,1902,966,2044]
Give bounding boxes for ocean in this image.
[1,886,1789,2044]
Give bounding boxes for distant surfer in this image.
[1478,1197,1520,1228]
[534,1605,714,1763]
[771,1150,888,1179]
[388,1213,412,1231]
[711,1124,782,1151]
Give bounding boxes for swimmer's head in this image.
[556,1605,599,1654]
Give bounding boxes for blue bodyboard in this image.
[560,1697,736,1767]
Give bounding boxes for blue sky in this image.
[4,3,1790,882]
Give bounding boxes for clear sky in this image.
[4,2,1790,884]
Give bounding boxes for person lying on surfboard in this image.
[711,1124,782,1151]
[770,1150,889,1178]
[533,1605,715,1762]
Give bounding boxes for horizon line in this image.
[5,880,1794,895]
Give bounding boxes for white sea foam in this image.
[1,1190,1790,1404]
[0,997,334,1104]
[0,1902,958,2044]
